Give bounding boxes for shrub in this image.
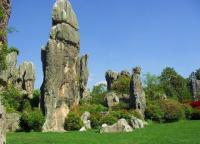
[112,101,129,111]
[1,85,24,112]
[79,103,107,114]
[183,104,193,120]
[111,75,131,94]
[145,101,164,122]
[64,112,83,131]
[20,108,44,132]
[30,89,40,108]
[90,113,102,129]
[160,100,185,122]
[100,114,118,125]
[190,101,200,110]
[191,109,200,120]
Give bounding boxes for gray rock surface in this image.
[17,62,35,99]
[80,55,89,99]
[41,0,88,132]
[80,112,91,130]
[130,67,146,118]
[0,52,18,84]
[105,70,118,90]
[100,119,133,133]
[130,116,144,129]
[189,72,200,101]
[104,92,119,109]
[0,102,6,144]
[0,52,35,99]
[6,113,20,132]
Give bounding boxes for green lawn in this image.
[7,121,200,144]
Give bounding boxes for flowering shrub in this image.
[190,101,200,110]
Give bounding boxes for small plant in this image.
[64,112,83,131]
[20,108,45,132]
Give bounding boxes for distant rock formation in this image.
[80,54,89,99]
[104,92,119,109]
[189,72,200,101]
[0,52,35,99]
[100,119,133,133]
[130,67,146,117]
[105,70,118,90]
[0,101,6,144]
[41,0,89,132]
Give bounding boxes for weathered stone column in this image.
[130,67,146,117]
[0,101,6,144]
[41,0,81,132]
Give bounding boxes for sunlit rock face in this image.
[0,101,6,144]
[129,67,146,118]
[41,0,89,132]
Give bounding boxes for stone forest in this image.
[0,0,200,144]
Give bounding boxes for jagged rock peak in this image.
[52,0,79,30]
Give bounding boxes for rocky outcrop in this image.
[104,92,119,109]
[41,0,89,132]
[0,52,18,85]
[100,119,133,133]
[105,70,118,90]
[130,67,146,118]
[6,113,20,132]
[80,55,89,99]
[17,62,35,99]
[130,116,145,129]
[80,112,91,130]
[0,102,6,144]
[189,72,200,101]
[0,52,35,98]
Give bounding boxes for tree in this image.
[143,73,164,100]
[160,67,191,102]
[90,83,107,104]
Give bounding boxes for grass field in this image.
[7,121,200,144]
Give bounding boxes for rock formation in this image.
[100,119,133,133]
[0,52,35,98]
[189,72,200,101]
[41,0,89,132]
[79,54,89,99]
[104,92,119,109]
[80,111,91,131]
[130,116,145,129]
[130,67,146,117]
[0,101,6,144]
[6,113,20,132]
[105,70,118,90]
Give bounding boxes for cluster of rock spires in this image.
[105,67,146,117]
[0,51,35,99]
[40,0,89,132]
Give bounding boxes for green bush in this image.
[64,112,83,131]
[191,109,200,120]
[30,89,40,108]
[90,113,102,129]
[160,100,185,122]
[79,103,107,114]
[111,75,131,94]
[182,104,193,120]
[100,114,118,125]
[112,101,129,111]
[145,101,164,122]
[20,108,44,132]
[1,85,24,112]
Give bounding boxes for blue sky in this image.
[8,0,200,89]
